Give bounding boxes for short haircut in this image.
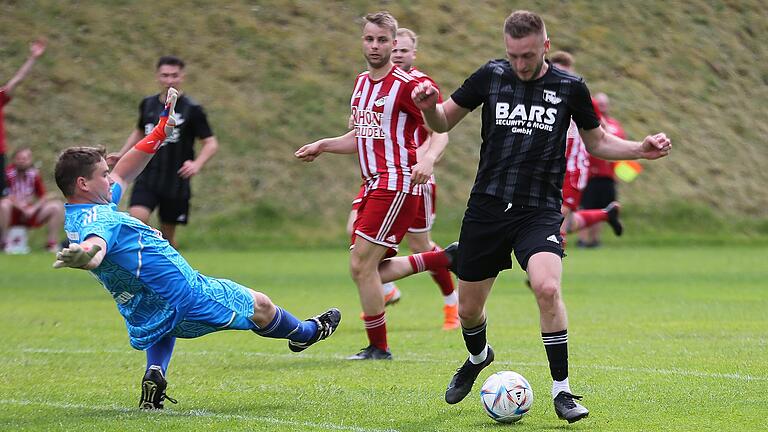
[549,51,574,68]
[363,11,398,38]
[504,10,546,39]
[11,146,32,158]
[396,28,418,49]
[54,147,106,197]
[156,55,185,70]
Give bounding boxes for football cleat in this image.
[445,345,495,404]
[553,391,589,423]
[288,308,342,353]
[604,201,623,237]
[346,344,393,360]
[384,286,402,306]
[139,365,177,409]
[444,241,459,274]
[442,304,460,330]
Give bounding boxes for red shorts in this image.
[10,207,44,228]
[408,182,437,233]
[352,188,419,257]
[351,184,365,211]
[562,172,584,211]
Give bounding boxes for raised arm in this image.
[580,126,671,161]
[2,38,46,95]
[106,129,144,167]
[110,88,179,188]
[411,81,470,133]
[294,130,357,162]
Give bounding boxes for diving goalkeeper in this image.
[52,88,342,409]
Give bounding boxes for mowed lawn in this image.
[0,245,765,431]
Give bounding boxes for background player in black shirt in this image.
[108,56,219,248]
[412,10,671,423]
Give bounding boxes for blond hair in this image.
[396,28,418,49]
[363,11,398,38]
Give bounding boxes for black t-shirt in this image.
[133,94,213,199]
[451,59,600,209]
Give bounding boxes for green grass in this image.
[2,0,768,242]
[1,245,766,431]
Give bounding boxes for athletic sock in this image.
[552,377,572,399]
[427,246,456,297]
[146,335,176,375]
[408,249,450,273]
[363,312,388,351]
[462,319,488,361]
[253,306,318,343]
[575,209,608,228]
[469,344,489,364]
[382,282,396,296]
[443,291,458,305]
[542,329,569,382]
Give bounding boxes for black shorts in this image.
[456,194,564,281]
[129,183,190,225]
[0,154,6,197]
[581,177,616,210]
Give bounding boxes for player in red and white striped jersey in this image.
[550,52,622,246]
[0,147,64,252]
[296,12,452,360]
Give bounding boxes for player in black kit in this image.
[108,56,219,249]
[411,10,671,423]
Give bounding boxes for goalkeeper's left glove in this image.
[53,243,102,269]
[135,87,179,154]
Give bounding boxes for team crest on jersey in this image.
[543,90,562,105]
[374,96,388,107]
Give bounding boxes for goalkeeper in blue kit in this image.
[52,88,341,409]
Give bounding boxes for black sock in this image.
[462,320,487,355]
[542,329,568,381]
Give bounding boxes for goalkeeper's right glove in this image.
[53,244,102,269]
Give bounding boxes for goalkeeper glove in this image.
[53,244,102,269]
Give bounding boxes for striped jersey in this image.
[5,165,45,204]
[350,65,422,195]
[407,67,443,186]
[451,60,600,209]
[564,121,590,190]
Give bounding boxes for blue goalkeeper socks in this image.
[253,306,318,343]
[146,335,176,375]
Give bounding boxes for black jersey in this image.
[451,59,600,209]
[133,94,213,199]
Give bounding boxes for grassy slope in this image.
[0,246,766,431]
[1,0,767,246]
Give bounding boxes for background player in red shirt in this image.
[296,12,453,360]
[579,92,626,247]
[345,28,459,330]
[1,38,46,199]
[549,52,622,245]
[1,146,64,252]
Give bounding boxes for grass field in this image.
[1,245,766,431]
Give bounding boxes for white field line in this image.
[0,399,400,432]
[14,347,768,382]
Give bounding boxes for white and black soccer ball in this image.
[480,371,534,423]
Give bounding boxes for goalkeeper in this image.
[52,88,341,409]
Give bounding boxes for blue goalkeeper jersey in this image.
[64,182,201,350]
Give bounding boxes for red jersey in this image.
[5,164,45,205]
[407,68,442,148]
[588,115,625,179]
[351,66,422,195]
[0,89,11,154]
[564,121,589,190]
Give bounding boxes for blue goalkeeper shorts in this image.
[169,277,257,339]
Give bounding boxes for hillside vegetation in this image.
[2,0,766,246]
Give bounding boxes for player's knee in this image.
[458,302,483,323]
[251,291,275,314]
[532,279,561,304]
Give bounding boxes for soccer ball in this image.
[480,371,534,423]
